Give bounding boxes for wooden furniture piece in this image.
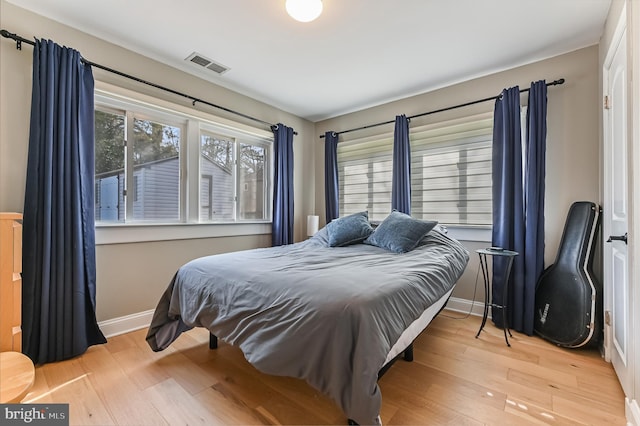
[1,212,23,352]
[0,351,35,403]
[475,247,519,346]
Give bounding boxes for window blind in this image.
[337,132,393,221]
[336,115,493,226]
[410,117,493,226]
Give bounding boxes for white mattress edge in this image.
[383,286,454,365]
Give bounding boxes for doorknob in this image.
[606,233,628,244]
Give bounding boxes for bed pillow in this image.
[364,211,438,253]
[326,211,374,247]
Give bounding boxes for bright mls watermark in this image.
[1,404,68,425]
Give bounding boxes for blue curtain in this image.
[491,87,525,329]
[492,82,548,335]
[392,114,411,214]
[520,80,547,334]
[324,131,339,223]
[22,39,106,364]
[272,123,295,246]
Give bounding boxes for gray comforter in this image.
[146,227,468,425]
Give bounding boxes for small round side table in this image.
[475,248,519,346]
[0,351,35,403]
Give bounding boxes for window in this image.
[336,114,492,227]
[94,108,184,223]
[95,108,125,222]
[131,117,182,221]
[238,142,268,220]
[200,132,235,221]
[411,116,493,226]
[337,133,393,221]
[199,132,270,222]
[94,90,272,226]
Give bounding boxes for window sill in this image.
[95,222,271,245]
[94,222,488,246]
[444,226,492,243]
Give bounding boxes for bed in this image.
[146,212,469,425]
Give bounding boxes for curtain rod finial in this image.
[0,29,21,50]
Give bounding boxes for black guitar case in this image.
[534,201,602,348]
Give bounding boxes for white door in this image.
[603,12,632,398]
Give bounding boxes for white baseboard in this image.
[98,309,155,338]
[627,397,640,426]
[445,296,486,318]
[97,297,484,339]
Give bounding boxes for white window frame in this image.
[94,81,273,245]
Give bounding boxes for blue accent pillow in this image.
[364,211,438,253]
[326,211,374,247]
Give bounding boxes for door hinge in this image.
[123,139,127,147]
[605,310,611,326]
[604,95,611,109]
[123,189,127,197]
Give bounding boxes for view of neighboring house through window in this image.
[94,92,272,225]
[132,118,181,221]
[336,114,493,227]
[199,133,269,222]
[200,132,235,221]
[238,142,267,220]
[94,108,183,223]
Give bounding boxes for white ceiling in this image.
[7,0,612,122]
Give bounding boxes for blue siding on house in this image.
[133,158,180,220]
[98,175,120,221]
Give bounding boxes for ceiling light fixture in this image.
[286,0,323,23]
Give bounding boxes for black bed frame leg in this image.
[209,333,218,349]
[403,343,414,362]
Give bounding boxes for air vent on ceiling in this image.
[185,52,229,75]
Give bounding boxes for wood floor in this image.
[23,313,626,425]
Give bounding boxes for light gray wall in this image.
[315,46,601,302]
[0,1,316,322]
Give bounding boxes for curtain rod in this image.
[320,78,565,139]
[0,29,296,135]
